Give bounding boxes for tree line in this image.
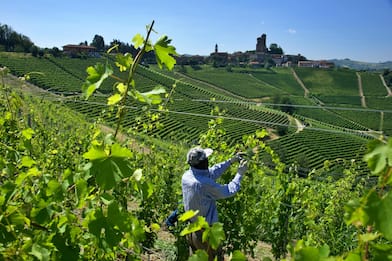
[0,23,152,59]
[0,23,35,52]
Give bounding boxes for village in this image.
[62,33,334,69]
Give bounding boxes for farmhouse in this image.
[298,60,334,68]
[62,44,97,56]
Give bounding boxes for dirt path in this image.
[294,118,305,133]
[291,68,309,97]
[356,72,367,108]
[379,74,392,97]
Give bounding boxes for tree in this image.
[30,46,39,57]
[269,43,283,54]
[280,97,295,115]
[91,34,105,52]
[49,47,61,57]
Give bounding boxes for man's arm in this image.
[204,173,243,200]
[208,153,245,180]
[205,159,248,199]
[208,160,232,180]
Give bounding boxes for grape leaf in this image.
[107,93,122,105]
[82,62,113,99]
[115,53,133,72]
[230,250,247,261]
[178,210,198,222]
[204,222,225,250]
[130,86,166,105]
[132,33,144,49]
[188,250,208,261]
[154,35,177,71]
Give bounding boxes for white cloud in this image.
[288,28,297,34]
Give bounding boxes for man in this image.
[181,147,248,260]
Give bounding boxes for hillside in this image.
[329,58,392,70]
[1,52,391,176]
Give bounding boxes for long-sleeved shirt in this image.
[181,160,243,225]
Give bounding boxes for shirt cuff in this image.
[233,173,243,183]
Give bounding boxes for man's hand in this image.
[230,152,246,164]
[237,159,248,175]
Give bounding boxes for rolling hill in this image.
[1,52,391,176]
[329,58,392,70]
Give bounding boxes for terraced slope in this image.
[2,52,389,176]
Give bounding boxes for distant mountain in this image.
[329,59,392,71]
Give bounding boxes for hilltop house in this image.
[298,60,334,68]
[62,44,97,57]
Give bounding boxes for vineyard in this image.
[1,51,391,177]
[1,31,392,260]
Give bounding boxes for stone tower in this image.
[215,43,218,53]
[256,34,267,53]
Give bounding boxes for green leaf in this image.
[318,244,330,258]
[344,252,361,261]
[344,199,369,227]
[86,208,105,237]
[83,146,107,160]
[75,179,88,208]
[188,250,209,261]
[21,128,35,140]
[180,216,208,236]
[107,202,124,228]
[230,250,247,261]
[375,191,392,240]
[205,222,225,250]
[0,182,16,207]
[154,35,177,70]
[84,144,133,190]
[360,232,380,242]
[131,86,166,105]
[110,143,133,158]
[132,33,144,49]
[107,93,122,105]
[363,139,392,174]
[94,158,123,190]
[82,62,113,99]
[151,223,160,232]
[371,242,392,261]
[115,53,133,72]
[30,243,51,261]
[116,83,127,94]
[20,156,36,168]
[31,200,52,224]
[294,246,320,261]
[178,210,199,222]
[46,179,61,197]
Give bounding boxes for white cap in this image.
[186,147,213,166]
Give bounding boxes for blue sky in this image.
[2,0,392,63]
